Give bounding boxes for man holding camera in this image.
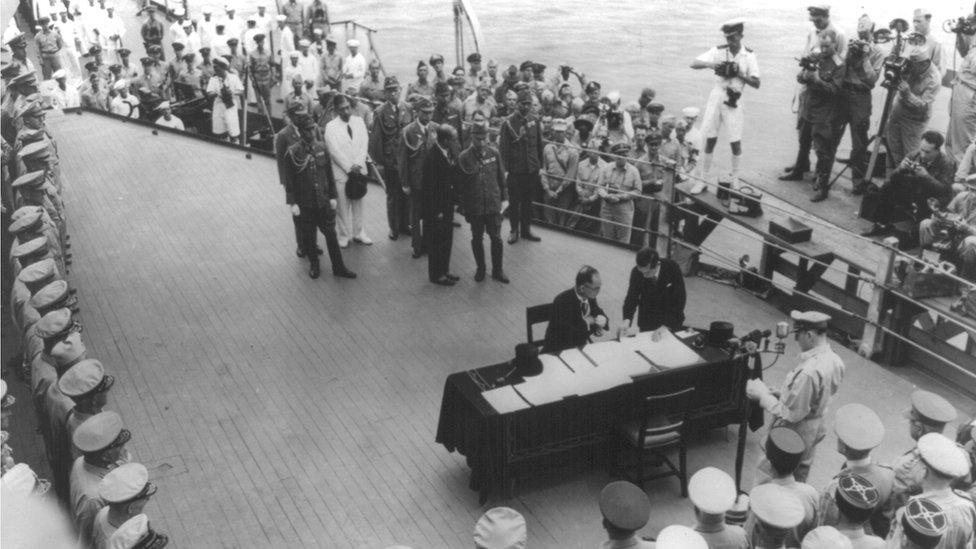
[886,48,941,168]
[690,18,761,187]
[796,29,845,202]
[946,13,976,162]
[919,189,976,280]
[838,15,884,196]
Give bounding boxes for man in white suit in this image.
[325,94,372,247]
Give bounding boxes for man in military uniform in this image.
[58,359,113,456]
[276,103,318,258]
[398,97,438,258]
[280,0,304,45]
[887,496,948,549]
[406,61,435,100]
[458,123,509,283]
[369,76,412,240]
[432,81,463,144]
[140,6,165,60]
[598,480,654,548]
[465,52,486,92]
[92,462,157,549]
[819,403,894,537]
[688,467,749,548]
[317,35,343,91]
[746,427,819,547]
[837,15,884,195]
[421,125,461,285]
[746,310,845,482]
[248,34,274,115]
[886,48,941,168]
[890,390,957,512]
[747,484,805,549]
[282,113,356,280]
[70,411,132,545]
[35,17,64,79]
[359,59,386,103]
[796,28,845,202]
[499,89,544,243]
[690,18,760,187]
[827,472,885,548]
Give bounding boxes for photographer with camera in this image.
[886,48,941,168]
[837,15,885,196]
[919,188,976,280]
[796,29,845,203]
[912,9,944,74]
[690,18,760,187]
[862,131,958,237]
[946,12,976,161]
[204,56,244,142]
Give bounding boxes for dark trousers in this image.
[833,88,872,181]
[426,217,453,281]
[811,114,838,187]
[875,173,951,225]
[384,169,410,235]
[470,213,503,274]
[409,191,424,254]
[292,214,303,249]
[298,205,345,271]
[507,172,539,235]
[792,117,813,173]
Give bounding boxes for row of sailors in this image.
[461,395,975,548]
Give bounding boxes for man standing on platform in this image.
[248,34,273,116]
[745,310,845,482]
[421,125,461,286]
[458,122,509,283]
[140,7,164,61]
[370,76,411,240]
[543,265,608,353]
[838,15,884,196]
[398,97,438,258]
[282,113,356,280]
[885,48,940,169]
[325,94,372,248]
[796,28,845,203]
[621,247,686,334]
[499,89,544,244]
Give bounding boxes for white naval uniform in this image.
[695,44,759,142]
[206,73,244,137]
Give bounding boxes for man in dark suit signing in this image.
[542,265,609,353]
[622,247,686,332]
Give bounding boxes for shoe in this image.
[851,180,868,196]
[778,170,804,182]
[339,238,349,248]
[412,250,425,259]
[389,231,398,240]
[433,276,456,286]
[333,267,357,279]
[810,190,828,203]
[296,246,306,258]
[446,273,460,282]
[314,246,323,256]
[522,233,541,242]
[507,232,519,244]
[474,267,486,282]
[860,224,889,237]
[354,235,373,245]
[309,263,320,279]
[491,271,510,284]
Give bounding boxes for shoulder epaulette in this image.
[954,488,973,501]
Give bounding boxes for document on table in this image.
[559,348,595,372]
[619,329,704,369]
[515,356,578,406]
[581,340,655,377]
[482,385,531,414]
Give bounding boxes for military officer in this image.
[458,122,509,282]
[657,525,709,549]
[887,433,974,549]
[688,466,750,548]
[70,410,132,545]
[282,113,356,280]
[407,60,435,100]
[598,480,654,548]
[796,28,845,202]
[831,473,885,548]
[432,81,463,143]
[746,427,819,547]
[747,484,805,549]
[10,256,58,335]
[499,89,544,243]
[690,18,761,187]
[890,390,957,512]
[746,310,845,482]
[274,103,319,259]
[887,496,948,549]
[108,514,169,549]
[92,463,157,549]
[801,526,853,548]
[398,97,438,258]
[838,15,885,196]
[9,208,66,275]
[885,48,941,168]
[819,403,894,537]
[369,76,412,240]
[248,33,274,115]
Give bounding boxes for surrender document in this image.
[618,330,704,369]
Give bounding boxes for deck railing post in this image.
[859,236,899,358]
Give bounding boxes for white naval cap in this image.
[917,432,970,478]
[721,17,746,34]
[688,467,736,514]
[347,38,360,48]
[108,514,148,549]
[473,507,526,549]
[275,14,286,21]
[790,309,830,329]
[749,484,804,529]
[834,403,885,451]
[112,79,128,91]
[801,526,853,549]
[682,106,700,118]
[1,463,39,495]
[99,462,155,504]
[656,525,708,549]
[52,69,67,79]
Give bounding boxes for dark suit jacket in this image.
[421,145,458,221]
[542,288,605,354]
[396,120,436,192]
[621,259,686,331]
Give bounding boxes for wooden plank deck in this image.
[4,110,973,549]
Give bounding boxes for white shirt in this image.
[198,19,216,49]
[91,507,117,549]
[695,45,760,93]
[342,52,367,91]
[277,26,295,59]
[109,93,139,118]
[206,73,244,109]
[324,115,369,184]
[212,33,231,58]
[222,16,244,43]
[168,20,184,44]
[281,62,302,88]
[180,30,201,56]
[297,52,318,86]
[155,113,185,130]
[54,20,80,52]
[242,27,260,54]
[48,85,81,109]
[97,13,124,51]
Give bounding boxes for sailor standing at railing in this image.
[745,310,845,483]
[205,56,244,142]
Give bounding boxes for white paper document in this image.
[581,340,655,377]
[481,385,531,414]
[618,330,704,369]
[559,348,595,372]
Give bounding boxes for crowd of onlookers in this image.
[1,60,168,547]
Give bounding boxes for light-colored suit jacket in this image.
[324,115,368,185]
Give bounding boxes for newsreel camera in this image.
[874,18,927,90]
[944,15,976,35]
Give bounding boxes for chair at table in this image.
[525,304,551,347]
[613,387,695,496]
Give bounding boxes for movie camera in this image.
[944,15,976,35]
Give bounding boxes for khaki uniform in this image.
[886,489,975,549]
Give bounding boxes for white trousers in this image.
[335,180,366,241]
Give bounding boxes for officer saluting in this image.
[746,310,845,482]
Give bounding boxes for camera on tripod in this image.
[714,61,740,78]
[880,55,907,89]
[944,16,976,35]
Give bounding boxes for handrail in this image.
[331,19,378,33]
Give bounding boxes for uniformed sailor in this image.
[248,33,273,114]
[890,391,957,512]
[886,434,974,549]
[473,507,526,549]
[831,472,885,548]
[800,526,852,548]
[599,480,654,548]
[658,525,709,549]
[747,310,845,482]
[70,410,132,545]
[407,60,435,100]
[369,76,412,240]
[748,484,806,549]
[59,359,113,455]
[92,463,157,549]
[11,256,58,334]
[819,403,895,537]
[886,496,948,549]
[9,208,65,274]
[690,18,761,187]
[688,467,750,549]
[107,513,169,549]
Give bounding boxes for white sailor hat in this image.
[182,19,193,27]
[171,6,185,17]
[52,69,67,79]
[58,359,113,399]
[551,118,569,132]
[202,7,212,14]
[51,332,86,367]
[212,56,230,68]
[109,514,148,549]
[112,79,128,91]
[599,481,650,531]
[472,507,526,549]
[288,50,300,58]
[748,484,804,530]
[689,467,736,514]
[347,38,360,48]
[157,100,171,110]
[99,463,156,504]
[790,310,830,330]
[721,17,746,35]
[834,403,885,451]
[917,432,969,478]
[907,390,956,426]
[275,14,286,21]
[656,525,708,549]
[1,463,39,496]
[298,38,311,47]
[913,8,932,18]
[682,106,700,118]
[73,410,129,454]
[800,526,852,549]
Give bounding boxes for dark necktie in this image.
[347,124,353,139]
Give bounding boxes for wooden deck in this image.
[3,110,974,548]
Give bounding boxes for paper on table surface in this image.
[481,385,530,414]
[619,329,704,369]
[582,340,654,377]
[515,364,578,405]
[573,366,632,396]
[559,347,595,372]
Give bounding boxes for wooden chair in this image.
[525,304,552,347]
[614,387,695,496]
